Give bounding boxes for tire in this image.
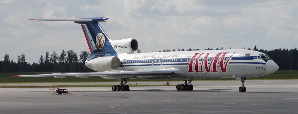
[180,84,185,90]
[239,87,246,92]
[189,84,193,91]
[185,85,189,90]
[116,85,121,91]
[176,84,181,90]
[112,85,117,91]
[120,86,125,91]
[124,85,130,91]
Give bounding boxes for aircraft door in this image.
[152,58,162,66]
[121,59,126,69]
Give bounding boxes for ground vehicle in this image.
[55,88,68,94]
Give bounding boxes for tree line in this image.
[260,48,298,70]
[0,50,93,73]
[0,47,297,73]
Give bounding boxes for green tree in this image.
[50,51,58,72]
[59,50,66,72]
[79,51,89,63]
[2,54,10,72]
[17,54,27,72]
[66,50,78,71]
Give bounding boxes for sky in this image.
[1,0,297,63]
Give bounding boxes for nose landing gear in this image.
[239,77,246,92]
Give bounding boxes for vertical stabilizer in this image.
[75,17,117,60]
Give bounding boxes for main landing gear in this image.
[112,78,130,91]
[239,77,246,92]
[176,80,193,91]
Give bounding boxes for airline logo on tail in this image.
[96,33,105,49]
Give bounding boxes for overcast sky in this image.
[1,0,297,63]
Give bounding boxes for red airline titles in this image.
[188,52,234,73]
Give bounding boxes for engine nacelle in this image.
[85,56,121,71]
[110,38,138,54]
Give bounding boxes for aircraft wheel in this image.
[124,85,130,91]
[116,85,121,91]
[239,87,246,92]
[120,86,125,91]
[239,87,243,92]
[189,84,193,91]
[180,84,185,90]
[120,85,130,91]
[177,84,193,91]
[112,85,117,91]
[176,84,181,90]
[185,84,189,90]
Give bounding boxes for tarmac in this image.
[0,80,298,113]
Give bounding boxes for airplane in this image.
[13,17,279,92]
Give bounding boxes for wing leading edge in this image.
[12,68,181,79]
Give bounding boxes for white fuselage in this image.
[88,49,279,79]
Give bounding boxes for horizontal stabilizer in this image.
[28,17,109,23]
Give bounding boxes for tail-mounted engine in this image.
[110,38,138,54]
[85,56,121,71]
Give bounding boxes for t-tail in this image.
[29,17,117,61]
[76,17,117,61]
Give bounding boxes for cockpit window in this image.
[259,54,270,62]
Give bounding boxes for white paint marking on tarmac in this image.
[284,98,298,100]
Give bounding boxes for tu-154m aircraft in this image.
[13,17,279,92]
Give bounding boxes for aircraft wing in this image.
[12,68,181,79]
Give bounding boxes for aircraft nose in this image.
[265,60,279,74]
